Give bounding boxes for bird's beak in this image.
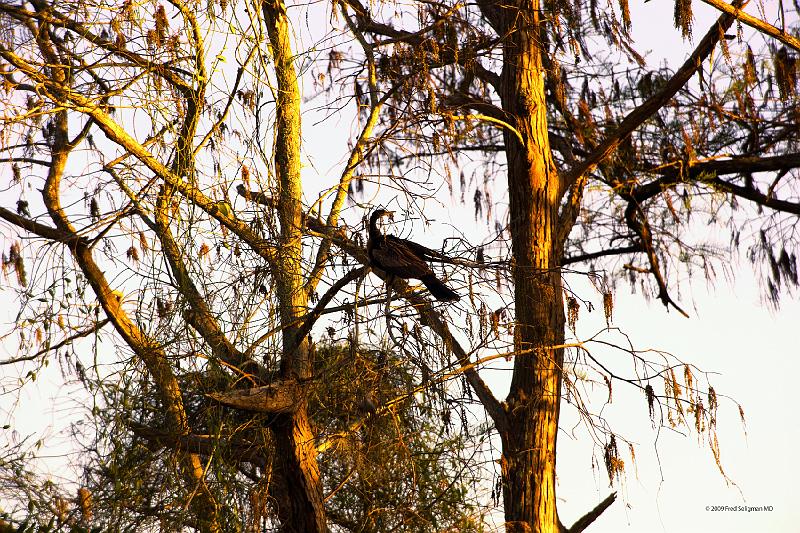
[386,211,395,222]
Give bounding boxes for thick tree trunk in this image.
[271,405,327,532]
[498,2,565,532]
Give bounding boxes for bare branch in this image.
[562,244,644,265]
[564,492,617,533]
[295,266,367,348]
[700,0,800,52]
[0,319,110,366]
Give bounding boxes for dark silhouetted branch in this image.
[562,244,644,265]
[564,492,617,533]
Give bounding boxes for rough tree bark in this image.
[262,0,327,530]
[491,2,564,532]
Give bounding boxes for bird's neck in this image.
[369,219,384,241]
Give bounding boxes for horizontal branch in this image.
[635,153,800,215]
[640,152,800,191]
[207,379,304,413]
[0,206,83,243]
[562,244,643,265]
[0,157,51,166]
[129,422,268,469]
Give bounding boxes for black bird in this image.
[367,208,459,301]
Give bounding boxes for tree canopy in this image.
[0,0,798,531]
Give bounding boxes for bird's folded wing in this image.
[387,235,450,262]
[372,241,431,277]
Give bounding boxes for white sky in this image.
[554,2,800,531]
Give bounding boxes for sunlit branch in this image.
[450,113,525,146]
[0,206,80,243]
[194,45,257,156]
[0,0,194,95]
[305,7,385,296]
[207,378,304,414]
[700,0,800,52]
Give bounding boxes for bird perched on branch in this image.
[367,208,460,302]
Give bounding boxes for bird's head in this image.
[370,208,394,227]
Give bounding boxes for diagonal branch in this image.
[700,0,800,52]
[705,175,800,215]
[153,201,266,380]
[0,206,80,243]
[4,47,277,265]
[296,266,367,347]
[0,319,110,366]
[563,492,617,533]
[2,0,194,95]
[557,0,747,246]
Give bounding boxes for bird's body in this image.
[367,209,459,301]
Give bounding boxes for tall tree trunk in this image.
[499,2,565,532]
[262,0,327,530]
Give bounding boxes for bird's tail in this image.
[421,275,460,302]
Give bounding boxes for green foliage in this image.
[311,343,486,532]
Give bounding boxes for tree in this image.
[1,0,798,532]
[0,0,485,531]
[333,0,800,530]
